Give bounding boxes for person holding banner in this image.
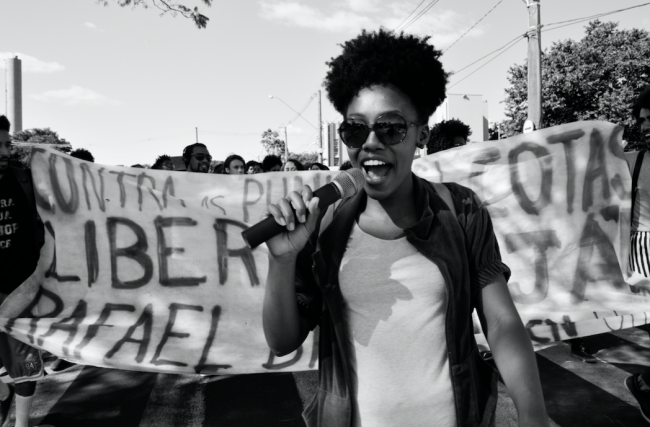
[624,85,650,424]
[0,115,45,427]
[262,30,548,427]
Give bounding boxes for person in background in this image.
[262,155,283,172]
[223,154,246,175]
[0,115,45,427]
[69,148,95,163]
[262,29,548,427]
[308,162,330,171]
[182,143,211,173]
[151,154,175,171]
[339,160,353,171]
[624,84,650,424]
[283,159,304,172]
[246,160,263,174]
[212,162,224,174]
[426,118,472,155]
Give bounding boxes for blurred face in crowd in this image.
[640,108,650,143]
[267,164,281,172]
[226,159,245,174]
[283,161,298,172]
[188,146,211,173]
[310,164,321,171]
[0,130,10,177]
[248,164,263,174]
[161,160,175,171]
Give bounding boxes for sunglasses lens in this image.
[340,122,369,148]
[375,121,407,145]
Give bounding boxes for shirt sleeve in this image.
[455,185,511,294]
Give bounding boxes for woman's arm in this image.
[262,188,320,356]
[480,274,550,427]
[263,255,311,356]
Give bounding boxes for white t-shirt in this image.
[339,222,457,427]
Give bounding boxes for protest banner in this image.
[0,120,648,375]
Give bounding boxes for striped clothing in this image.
[630,231,650,277]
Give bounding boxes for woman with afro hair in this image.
[263,29,548,427]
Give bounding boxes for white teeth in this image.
[363,159,386,166]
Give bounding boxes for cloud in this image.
[31,86,122,107]
[0,52,65,73]
[286,124,303,134]
[83,22,104,32]
[259,1,486,47]
[259,1,373,32]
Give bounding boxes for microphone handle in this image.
[241,183,341,249]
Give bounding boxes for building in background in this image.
[5,56,23,133]
[326,122,349,168]
[431,94,488,143]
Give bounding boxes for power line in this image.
[448,36,524,89]
[393,0,428,32]
[402,0,441,32]
[443,0,503,54]
[284,93,318,128]
[199,130,261,135]
[397,0,442,33]
[452,33,525,76]
[542,1,650,31]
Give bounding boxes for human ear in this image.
[416,125,429,149]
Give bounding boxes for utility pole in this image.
[317,90,323,164]
[526,0,543,131]
[195,127,199,143]
[283,126,289,164]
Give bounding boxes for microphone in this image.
[241,168,365,249]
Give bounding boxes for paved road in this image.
[7,326,650,426]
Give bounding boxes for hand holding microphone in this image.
[241,169,365,255]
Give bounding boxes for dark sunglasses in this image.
[338,116,421,148]
[192,154,212,162]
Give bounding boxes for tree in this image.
[260,129,286,158]
[427,119,472,154]
[97,0,213,29]
[11,128,73,169]
[502,20,650,150]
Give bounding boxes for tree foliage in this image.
[260,129,286,158]
[98,0,212,29]
[502,20,650,150]
[11,128,73,169]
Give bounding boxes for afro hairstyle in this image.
[70,148,95,163]
[0,115,9,132]
[324,28,448,122]
[152,154,172,169]
[632,85,650,121]
[262,154,283,172]
[427,119,472,155]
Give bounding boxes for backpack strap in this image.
[632,149,646,224]
[432,182,456,218]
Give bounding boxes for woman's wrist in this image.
[268,252,298,266]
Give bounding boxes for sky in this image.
[1,0,649,166]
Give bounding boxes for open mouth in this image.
[361,159,392,181]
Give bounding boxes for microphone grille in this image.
[334,168,365,199]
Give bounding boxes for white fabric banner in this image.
[0,120,647,374]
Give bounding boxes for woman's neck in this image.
[364,177,418,230]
